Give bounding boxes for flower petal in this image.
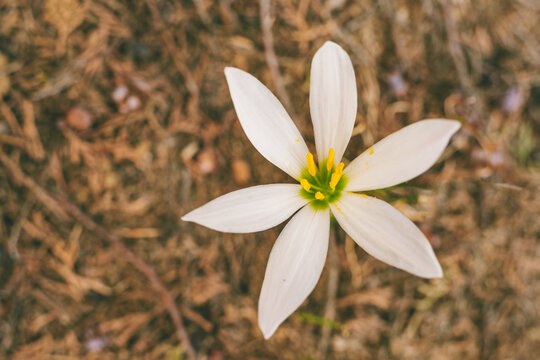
[310,41,357,163]
[331,193,442,278]
[182,184,308,233]
[258,205,330,339]
[344,119,461,191]
[225,67,309,179]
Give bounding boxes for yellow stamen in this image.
[329,162,345,190]
[329,173,341,190]
[300,179,311,191]
[326,148,335,171]
[306,152,317,176]
[315,191,325,200]
[369,147,374,155]
[336,162,344,174]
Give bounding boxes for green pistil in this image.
[299,158,347,210]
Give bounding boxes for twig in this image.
[0,150,197,360]
[317,225,340,359]
[52,196,197,360]
[260,0,294,116]
[7,199,34,261]
[31,58,89,101]
[441,2,473,93]
[0,134,27,149]
[143,0,199,98]
[0,151,69,220]
[192,0,219,54]
[441,2,487,124]
[0,100,24,136]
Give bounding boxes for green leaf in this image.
[297,312,342,329]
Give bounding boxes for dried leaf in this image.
[231,159,251,184]
[43,0,85,54]
[22,99,45,160]
[0,53,10,97]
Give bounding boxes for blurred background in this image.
[0,0,539,359]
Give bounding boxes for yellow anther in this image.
[315,191,325,200]
[329,173,341,190]
[336,162,344,174]
[300,179,311,191]
[329,162,345,190]
[326,148,335,171]
[369,148,374,155]
[361,194,367,198]
[306,152,317,176]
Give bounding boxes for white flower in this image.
[182,41,460,339]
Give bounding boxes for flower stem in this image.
[317,225,340,359]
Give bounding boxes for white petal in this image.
[310,41,357,163]
[225,67,309,179]
[182,184,308,233]
[258,206,330,339]
[344,119,461,191]
[331,193,442,278]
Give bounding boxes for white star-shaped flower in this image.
[182,41,460,339]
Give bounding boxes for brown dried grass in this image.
[0,0,539,359]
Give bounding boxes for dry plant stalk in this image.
[0,150,197,360]
[260,0,294,115]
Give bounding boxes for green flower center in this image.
[299,149,348,210]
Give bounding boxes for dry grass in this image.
[0,0,539,359]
